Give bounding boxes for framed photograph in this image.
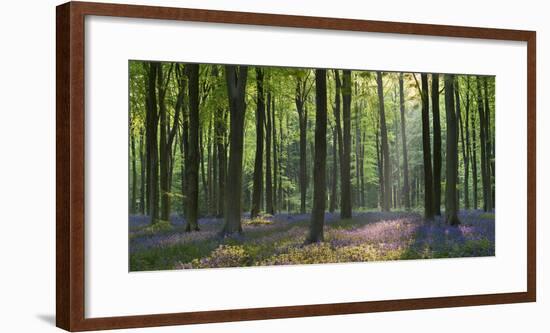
[56,1,536,331]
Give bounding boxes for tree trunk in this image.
[420,73,435,219]
[272,96,278,213]
[377,71,392,212]
[476,76,489,212]
[444,74,460,225]
[215,108,227,217]
[471,88,478,210]
[251,68,265,218]
[399,73,411,209]
[462,77,471,209]
[333,71,345,216]
[307,69,327,243]
[144,62,160,223]
[130,132,137,214]
[185,63,200,231]
[431,73,442,215]
[329,126,338,212]
[341,70,353,218]
[139,130,146,215]
[223,65,248,235]
[483,77,494,211]
[296,77,308,214]
[265,91,274,215]
[375,127,384,209]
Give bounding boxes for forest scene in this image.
[129,60,495,272]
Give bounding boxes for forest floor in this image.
[129,210,495,271]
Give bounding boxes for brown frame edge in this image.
[56,1,536,331]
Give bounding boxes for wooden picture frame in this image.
[56,1,536,331]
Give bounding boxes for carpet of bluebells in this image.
[129,210,495,271]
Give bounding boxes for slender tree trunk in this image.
[216,109,227,217]
[251,68,265,218]
[457,78,466,209]
[295,78,309,214]
[185,63,200,231]
[272,96,278,213]
[278,109,284,211]
[333,70,345,216]
[420,74,435,219]
[444,75,460,225]
[377,72,391,212]
[471,102,478,210]
[431,73,442,215]
[341,70,353,218]
[130,132,137,214]
[476,76,489,212]
[399,73,411,209]
[199,129,208,214]
[392,88,401,209]
[483,77,494,211]
[354,89,364,208]
[144,62,160,223]
[158,64,170,222]
[207,116,214,215]
[375,128,384,209]
[329,126,338,212]
[265,91,274,215]
[223,65,248,235]
[307,69,327,243]
[463,77,471,209]
[139,130,146,215]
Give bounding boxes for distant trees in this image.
[129,61,495,234]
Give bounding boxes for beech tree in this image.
[307,69,328,243]
[444,74,460,226]
[222,65,248,235]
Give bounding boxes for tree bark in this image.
[471,86,478,210]
[399,73,411,209]
[329,126,338,212]
[307,69,327,243]
[420,73,435,219]
[265,91,274,215]
[215,108,227,217]
[272,96,278,213]
[144,62,160,223]
[130,131,137,214]
[341,70,353,217]
[431,73,442,215]
[251,68,265,218]
[462,77,471,209]
[483,77,494,211]
[223,65,248,235]
[377,71,392,212]
[444,75,460,225]
[333,70,345,216]
[139,130,146,215]
[295,76,309,214]
[476,76,489,212]
[185,63,200,231]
